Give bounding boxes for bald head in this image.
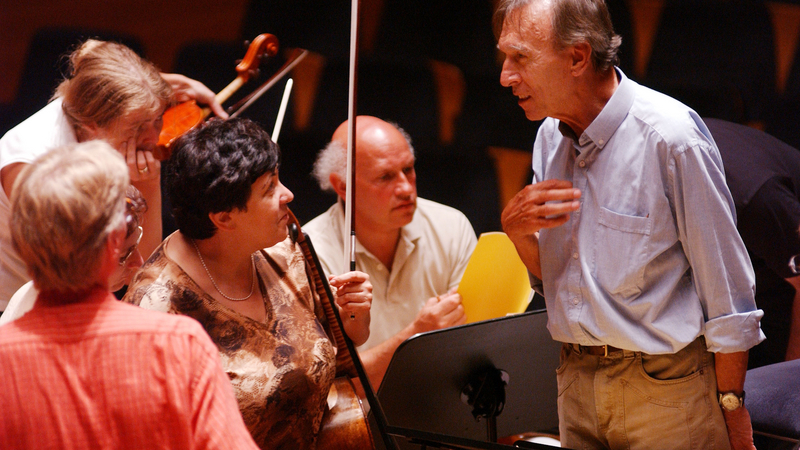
[313,116,418,233]
[312,116,415,192]
[331,116,408,152]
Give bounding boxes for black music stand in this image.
[374,309,564,450]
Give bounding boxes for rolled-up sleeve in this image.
[669,140,766,353]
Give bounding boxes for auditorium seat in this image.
[765,1,800,150]
[745,359,800,449]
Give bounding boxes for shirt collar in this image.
[558,67,635,151]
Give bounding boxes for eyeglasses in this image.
[119,226,143,266]
[791,254,800,275]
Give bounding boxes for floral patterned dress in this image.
[124,235,337,449]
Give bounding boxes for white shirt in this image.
[0,99,77,307]
[0,281,36,325]
[303,198,477,350]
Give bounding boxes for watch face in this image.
[720,393,742,411]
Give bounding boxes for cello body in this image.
[317,377,374,449]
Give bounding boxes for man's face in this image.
[498,3,573,122]
[354,138,417,233]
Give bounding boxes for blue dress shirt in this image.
[534,69,765,354]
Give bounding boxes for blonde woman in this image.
[0,39,224,309]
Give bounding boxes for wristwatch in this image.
[718,391,745,411]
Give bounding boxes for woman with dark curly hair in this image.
[123,117,372,449]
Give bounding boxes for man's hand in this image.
[412,288,466,334]
[501,179,581,240]
[329,271,372,346]
[160,73,229,119]
[723,407,756,450]
[501,179,580,277]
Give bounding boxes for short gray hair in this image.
[494,0,621,72]
[10,141,129,292]
[312,122,415,192]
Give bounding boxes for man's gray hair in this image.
[10,141,128,292]
[312,122,415,192]
[494,0,621,72]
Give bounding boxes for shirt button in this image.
[572,252,578,259]
[598,139,604,145]
[572,298,579,305]
[578,160,586,168]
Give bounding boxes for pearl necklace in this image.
[191,239,256,301]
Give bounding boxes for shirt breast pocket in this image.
[593,207,652,298]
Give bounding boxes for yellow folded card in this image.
[457,232,532,323]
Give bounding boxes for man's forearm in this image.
[359,324,419,388]
[509,234,542,279]
[715,350,748,393]
[715,351,756,450]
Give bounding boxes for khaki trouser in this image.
[556,337,730,450]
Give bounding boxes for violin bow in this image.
[228,48,308,119]
[344,0,359,273]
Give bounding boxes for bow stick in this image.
[344,0,359,273]
[343,2,399,449]
[228,48,308,118]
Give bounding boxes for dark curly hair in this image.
[166,117,280,240]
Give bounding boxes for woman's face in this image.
[87,108,165,154]
[109,224,143,292]
[233,170,294,250]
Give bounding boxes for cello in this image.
[288,209,401,450]
[306,0,399,448]
[287,213,372,449]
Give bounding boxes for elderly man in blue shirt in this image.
[496,1,765,449]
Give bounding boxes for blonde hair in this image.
[10,141,129,292]
[55,39,172,137]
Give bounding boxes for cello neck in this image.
[289,211,357,377]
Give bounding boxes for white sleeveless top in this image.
[0,99,77,308]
